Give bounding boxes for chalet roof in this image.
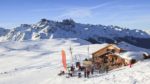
[119,51,146,61]
[92,44,121,55]
[89,43,109,53]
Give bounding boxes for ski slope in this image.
[0,38,150,84]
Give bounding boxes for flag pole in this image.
[69,45,73,64]
[87,45,90,58]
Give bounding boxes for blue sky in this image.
[0,0,150,30]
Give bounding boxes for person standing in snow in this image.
[129,62,132,68]
[70,65,75,77]
[105,65,109,73]
[87,70,90,78]
[86,66,91,78]
[84,68,87,78]
[91,65,94,75]
[78,69,82,78]
[129,64,132,68]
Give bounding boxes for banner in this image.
[61,49,67,70]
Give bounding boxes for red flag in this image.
[61,50,67,70]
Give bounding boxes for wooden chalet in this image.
[92,44,127,70]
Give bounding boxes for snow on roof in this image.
[118,41,150,53]
[72,43,122,56]
[72,43,109,54]
[119,51,145,61]
[89,43,110,54]
[91,43,121,54]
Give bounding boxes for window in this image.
[107,49,116,53]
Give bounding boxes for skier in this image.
[91,65,94,75]
[84,68,87,78]
[78,69,82,78]
[70,65,75,77]
[129,63,132,68]
[87,70,90,78]
[105,65,109,73]
[76,62,80,68]
[70,65,75,72]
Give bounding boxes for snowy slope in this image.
[118,41,150,53]
[0,38,150,84]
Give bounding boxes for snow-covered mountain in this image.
[0,19,150,48]
[0,27,9,36]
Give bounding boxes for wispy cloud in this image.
[54,2,111,20]
[30,8,65,12]
[89,2,110,10]
[0,23,19,29]
[55,8,92,19]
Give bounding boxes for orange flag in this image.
[61,50,67,71]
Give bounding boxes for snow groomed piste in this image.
[0,38,150,84]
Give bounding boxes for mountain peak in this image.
[20,24,31,28]
[37,18,50,25]
[40,18,50,23]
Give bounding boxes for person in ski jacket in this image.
[129,63,132,68]
[91,65,94,75]
[84,68,87,78]
[78,69,82,78]
[70,65,75,72]
[70,65,75,77]
[87,70,90,78]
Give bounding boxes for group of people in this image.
[59,60,112,79]
[65,61,95,78]
[58,57,133,78]
[83,65,94,78]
